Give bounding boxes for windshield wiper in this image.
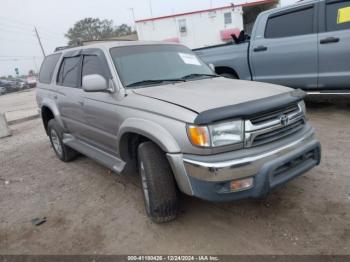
[126,74,218,87]
[181,73,219,80]
[126,79,185,88]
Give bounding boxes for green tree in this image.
[65,18,135,46]
[115,24,134,36]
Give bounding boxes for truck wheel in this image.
[220,73,238,79]
[137,141,179,223]
[47,119,78,162]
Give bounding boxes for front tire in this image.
[47,119,78,162]
[138,141,179,223]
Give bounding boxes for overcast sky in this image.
[0,0,295,77]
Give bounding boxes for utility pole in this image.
[129,8,136,30]
[149,0,155,30]
[34,27,46,57]
[149,0,153,17]
[32,56,39,73]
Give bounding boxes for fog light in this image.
[230,177,254,192]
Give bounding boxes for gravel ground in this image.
[0,96,349,255]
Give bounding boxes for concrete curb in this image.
[0,113,12,138]
[8,114,40,125]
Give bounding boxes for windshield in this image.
[110,44,215,88]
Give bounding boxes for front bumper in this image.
[167,125,321,202]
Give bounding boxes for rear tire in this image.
[219,73,238,79]
[47,119,78,162]
[137,141,179,223]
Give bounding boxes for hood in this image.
[132,77,291,113]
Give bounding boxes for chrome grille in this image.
[244,103,305,147]
[250,104,299,125]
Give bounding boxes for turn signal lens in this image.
[188,125,210,147]
[230,177,254,192]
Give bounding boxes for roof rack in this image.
[82,39,135,44]
[54,39,84,52]
[54,46,74,52]
[54,35,138,52]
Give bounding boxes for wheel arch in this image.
[117,118,181,166]
[215,66,239,79]
[40,100,64,135]
[41,105,55,135]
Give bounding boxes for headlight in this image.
[298,100,307,116]
[187,120,243,147]
[209,120,243,146]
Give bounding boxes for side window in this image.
[39,53,61,84]
[82,55,107,79]
[224,12,232,25]
[265,7,314,38]
[57,56,81,88]
[326,0,350,31]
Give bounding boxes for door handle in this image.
[253,46,268,52]
[320,37,339,44]
[53,95,58,100]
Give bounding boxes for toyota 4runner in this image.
[37,41,321,223]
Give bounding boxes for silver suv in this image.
[37,41,321,223]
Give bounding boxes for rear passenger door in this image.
[56,52,86,137]
[318,0,350,89]
[250,3,318,89]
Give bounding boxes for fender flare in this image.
[117,118,181,154]
[41,98,66,131]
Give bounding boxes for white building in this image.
[136,0,297,49]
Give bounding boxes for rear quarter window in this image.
[39,53,61,84]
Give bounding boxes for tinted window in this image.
[82,55,107,79]
[39,53,61,84]
[57,56,81,87]
[326,0,350,31]
[265,7,314,38]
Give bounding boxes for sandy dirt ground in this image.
[0,96,349,255]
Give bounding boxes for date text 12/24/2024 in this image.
[127,256,220,261]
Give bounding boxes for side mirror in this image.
[82,74,110,92]
[208,63,215,71]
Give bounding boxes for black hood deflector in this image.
[194,89,306,125]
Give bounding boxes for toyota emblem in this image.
[280,114,289,126]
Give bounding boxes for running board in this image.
[62,134,126,173]
[307,91,350,95]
